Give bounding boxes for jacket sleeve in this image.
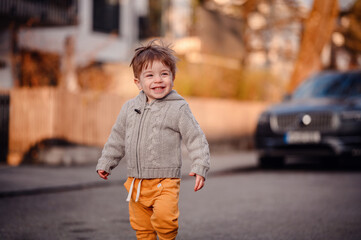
[96,101,129,174]
[178,104,210,179]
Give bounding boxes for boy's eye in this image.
[146,74,153,77]
[162,72,169,76]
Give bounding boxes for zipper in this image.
[135,104,150,178]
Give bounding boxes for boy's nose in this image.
[154,75,163,82]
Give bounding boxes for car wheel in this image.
[322,156,341,168]
[258,156,285,169]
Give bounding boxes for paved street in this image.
[1,151,361,240]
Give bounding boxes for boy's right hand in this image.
[97,170,109,180]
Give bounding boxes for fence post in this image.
[0,93,10,163]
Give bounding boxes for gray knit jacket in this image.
[96,90,210,179]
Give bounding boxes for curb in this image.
[0,180,122,198]
[0,172,199,198]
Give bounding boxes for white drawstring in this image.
[126,178,143,202]
[135,179,143,202]
[126,178,135,202]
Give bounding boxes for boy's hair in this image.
[130,39,178,79]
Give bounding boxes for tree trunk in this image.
[287,0,339,93]
[59,36,79,92]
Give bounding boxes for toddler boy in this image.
[96,40,210,240]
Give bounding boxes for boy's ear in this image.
[134,78,142,90]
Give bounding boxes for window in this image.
[138,0,165,39]
[92,0,120,35]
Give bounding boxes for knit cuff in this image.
[96,161,113,175]
[190,164,209,179]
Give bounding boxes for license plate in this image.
[285,131,321,144]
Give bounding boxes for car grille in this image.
[270,112,337,132]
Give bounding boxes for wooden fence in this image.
[7,87,269,165]
[8,88,126,165]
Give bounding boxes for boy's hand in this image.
[189,172,205,192]
[97,170,109,180]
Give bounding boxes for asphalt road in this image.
[1,152,361,240]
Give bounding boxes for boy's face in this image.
[134,60,174,103]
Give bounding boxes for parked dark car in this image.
[255,70,361,167]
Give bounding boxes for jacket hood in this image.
[136,90,185,104]
[162,90,185,101]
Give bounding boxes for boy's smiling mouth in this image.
[151,86,166,93]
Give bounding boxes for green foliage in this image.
[174,57,283,101]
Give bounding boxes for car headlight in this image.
[257,112,270,124]
[340,111,361,121]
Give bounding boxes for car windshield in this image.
[292,72,361,99]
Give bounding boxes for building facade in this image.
[0,0,192,90]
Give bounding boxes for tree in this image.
[287,0,339,93]
[344,0,361,67]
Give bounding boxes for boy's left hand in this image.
[189,172,205,192]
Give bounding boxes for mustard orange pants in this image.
[124,177,180,240]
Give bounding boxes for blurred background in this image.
[0,0,360,165]
[1,1,361,240]
[0,0,361,158]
